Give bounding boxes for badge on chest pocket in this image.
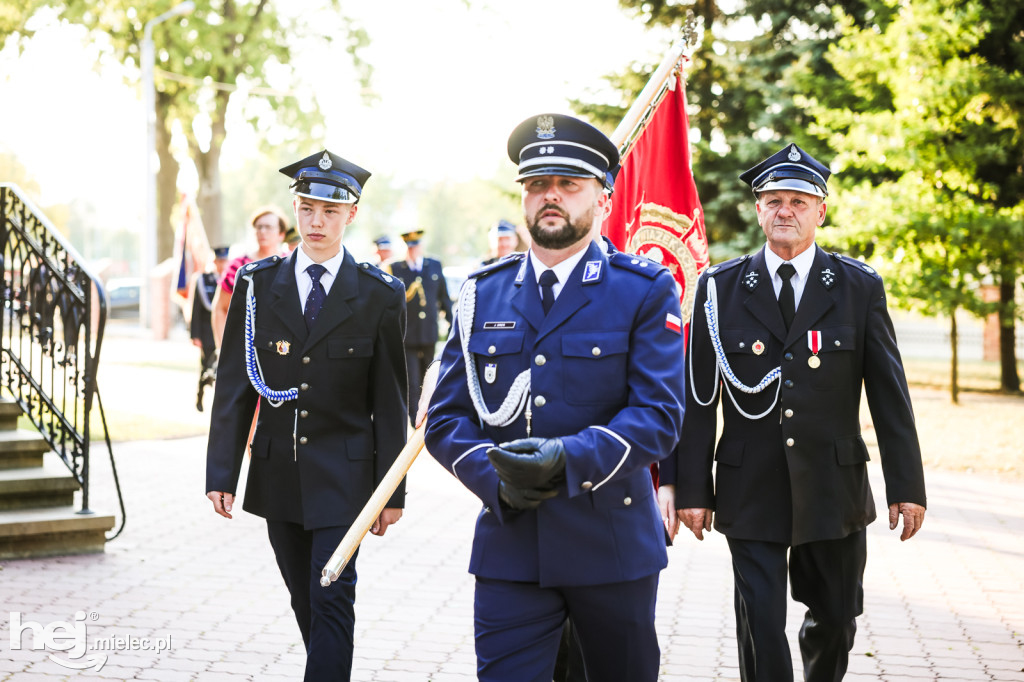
[484,362,497,384]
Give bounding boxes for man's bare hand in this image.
[207,491,234,519]
[370,507,403,536]
[678,507,713,541]
[658,485,679,541]
[889,502,925,541]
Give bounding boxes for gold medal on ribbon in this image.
[807,330,821,369]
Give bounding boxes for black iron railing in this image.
[0,183,124,537]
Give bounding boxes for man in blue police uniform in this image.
[661,143,927,681]
[372,234,395,268]
[191,245,229,411]
[481,219,521,266]
[390,229,452,424]
[205,149,408,681]
[425,113,686,682]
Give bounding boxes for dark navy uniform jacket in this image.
[663,245,926,546]
[390,258,452,346]
[190,271,218,353]
[205,249,409,529]
[425,238,686,587]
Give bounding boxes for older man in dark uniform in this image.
[390,229,452,424]
[205,149,408,681]
[661,143,927,681]
[425,114,686,682]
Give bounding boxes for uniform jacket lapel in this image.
[269,251,307,342]
[537,241,602,342]
[743,248,788,343]
[787,246,837,346]
[510,258,546,334]
[304,249,357,351]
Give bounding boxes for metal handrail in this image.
[0,183,125,539]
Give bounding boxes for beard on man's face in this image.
[527,203,594,250]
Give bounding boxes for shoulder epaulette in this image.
[469,252,525,279]
[608,251,666,279]
[240,254,284,276]
[829,252,882,280]
[359,261,404,290]
[702,254,750,277]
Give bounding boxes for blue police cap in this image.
[507,114,619,192]
[213,246,230,259]
[279,150,371,204]
[739,143,831,198]
[373,235,394,248]
[492,219,517,236]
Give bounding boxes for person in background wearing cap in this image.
[424,114,685,682]
[390,229,452,425]
[481,219,523,266]
[210,205,290,350]
[190,245,230,411]
[661,143,927,681]
[205,150,409,681]
[372,234,395,268]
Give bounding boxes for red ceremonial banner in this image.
[602,70,709,341]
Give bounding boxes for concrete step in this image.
[0,399,22,431]
[0,429,51,470]
[0,506,114,560]
[0,454,79,510]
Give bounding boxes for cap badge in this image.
[743,270,760,292]
[788,145,801,161]
[318,152,332,171]
[536,115,556,140]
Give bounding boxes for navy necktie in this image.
[304,264,327,331]
[539,270,558,315]
[777,262,796,329]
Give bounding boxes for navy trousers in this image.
[474,574,660,682]
[267,521,359,682]
[727,530,866,682]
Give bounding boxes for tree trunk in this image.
[950,311,959,404]
[155,92,179,266]
[190,90,231,247]
[998,275,1020,393]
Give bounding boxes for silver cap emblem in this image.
[787,145,801,162]
[318,152,332,170]
[536,115,556,140]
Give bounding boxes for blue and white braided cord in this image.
[689,277,781,420]
[458,278,531,427]
[242,274,298,406]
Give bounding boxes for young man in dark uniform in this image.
[191,245,228,411]
[425,114,686,682]
[205,149,409,681]
[662,143,927,681]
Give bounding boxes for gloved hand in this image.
[487,437,567,490]
[497,480,559,511]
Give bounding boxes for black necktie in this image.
[304,264,327,331]
[539,270,558,315]
[777,262,796,329]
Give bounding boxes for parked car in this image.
[105,277,141,318]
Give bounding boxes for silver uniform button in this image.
[302,356,311,364]
[419,311,427,319]
[739,342,746,349]
[300,383,310,391]
[299,436,308,445]
[784,409,794,418]
[488,345,497,355]
[591,347,601,357]
[581,481,593,490]
[535,354,546,366]
[835,340,841,347]
[300,410,309,418]
[786,438,795,446]
[534,395,546,407]
[623,497,632,506]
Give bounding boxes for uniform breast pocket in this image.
[253,327,296,368]
[562,331,629,404]
[718,327,771,381]
[468,330,526,410]
[811,326,856,390]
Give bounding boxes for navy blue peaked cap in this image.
[508,113,619,192]
[279,149,371,204]
[740,143,831,197]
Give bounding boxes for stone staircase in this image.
[0,399,114,559]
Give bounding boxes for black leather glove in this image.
[487,437,567,489]
[497,480,559,511]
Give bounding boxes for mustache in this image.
[535,204,569,220]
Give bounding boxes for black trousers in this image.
[267,521,359,682]
[404,344,435,423]
[727,530,866,682]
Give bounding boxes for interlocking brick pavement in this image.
[0,329,1021,680]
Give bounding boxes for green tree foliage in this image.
[3,0,371,259]
[803,0,1024,397]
